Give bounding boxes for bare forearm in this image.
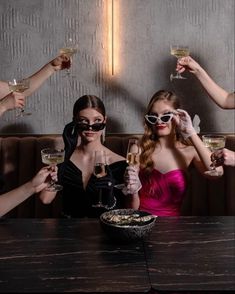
[194,67,234,109]
[189,134,223,175]
[0,81,10,99]
[0,104,6,117]
[24,63,55,96]
[0,181,35,217]
[190,134,213,168]
[125,194,140,209]
[0,63,54,99]
[39,190,57,204]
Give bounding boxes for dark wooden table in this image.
[145,216,235,292]
[0,217,234,293]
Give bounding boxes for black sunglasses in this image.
[77,122,106,132]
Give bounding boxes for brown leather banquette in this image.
[0,134,234,217]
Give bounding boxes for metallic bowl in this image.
[100,209,157,242]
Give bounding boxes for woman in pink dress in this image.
[124,90,223,216]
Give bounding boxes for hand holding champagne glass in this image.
[8,78,31,117]
[202,135,226,176]
[41,148,65,191]
[92,150,108,208]
[114,138,140,190]
[170,45,190,81]
[59,38,78,76]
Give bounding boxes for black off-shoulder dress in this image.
[58,160,128,218]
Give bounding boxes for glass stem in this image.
[210,160,217,171]
[98,189,102,204]
[49,164,56,187]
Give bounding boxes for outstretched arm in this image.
[0,54,70,99]
[173,109,223,178]
[0,166,56,217]
[177,56,235,109]
[22,54,71,96]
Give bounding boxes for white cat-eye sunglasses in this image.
[145,113,174,125]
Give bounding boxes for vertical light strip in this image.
[107,0,119,75]
[111,0,114,75]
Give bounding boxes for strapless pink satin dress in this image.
[139,169,188,216]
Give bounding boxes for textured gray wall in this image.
[0,0,234,134]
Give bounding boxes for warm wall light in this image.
[111,0,114,75]
[107,0,119,75]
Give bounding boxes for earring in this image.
[101,126,106,144]
[71,125,75,136]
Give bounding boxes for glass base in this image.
[114,183,125,189]
[92,196,117,210]
[45,184,63,192]
[23,112,32,116]
[204,169,223,177]
[16,110,32,118]
[170,73,187,81]
[92,203,106,208]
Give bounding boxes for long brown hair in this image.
[140,90,181,173]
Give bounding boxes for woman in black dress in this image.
[40,95,128,217]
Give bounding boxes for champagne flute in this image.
[41,148,65,191]
[126,138,140,166]
[170,45,190,81]
[59,38,78,77]
[202,135,226,176]
[114,138,140,190]
[92,150,108,208]
[8,78,31,117]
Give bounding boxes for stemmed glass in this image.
[126,138,140,166]
[170,45,190,81]
[92,150,108,208]
[59,38,78,77]
[114,138,140,190]
[202,135,226,176]
[41,148,65,191]
[8,78,31,117]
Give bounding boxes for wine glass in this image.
[8,78,31,117]
[41,148,65,191]
[92,150,108,208]
[202,135,226,176]
[114,138,140,190]
[170,45,190,81]
[59,38,78,77]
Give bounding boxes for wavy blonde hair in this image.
[140,90,181,173]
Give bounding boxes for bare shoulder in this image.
[176,141,196,157]
[105,148,125,164]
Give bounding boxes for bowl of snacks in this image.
[100,209,157,242]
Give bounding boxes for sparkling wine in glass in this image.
[170,45,190,81]
[8,78,31,117]
[202,135,226,176]
[59,38,78,77]
[126,138,140,166]
[114,138,140,190]
[41,148,65,191]
[92,150,108,208]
